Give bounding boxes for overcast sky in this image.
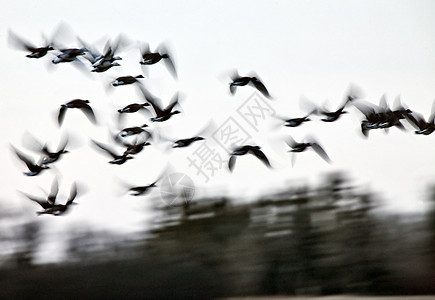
[1,0,435,261]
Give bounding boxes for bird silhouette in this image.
[228,145,271,172]
[139,42,177,79]
[229,70,271,98]
[11,145,49,176]
[37,182,79,216]
[58,99,96,126]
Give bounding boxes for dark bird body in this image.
[112,75,144,86]
[118,103,150,114]
[173,137,205,148]
[120,124,150,137]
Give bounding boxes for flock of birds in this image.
[7,25,435,216]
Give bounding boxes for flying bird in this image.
[91,140,134,165]
[139,42,177,79]
[112,75,144,87]
[229,70,271,98]
[11,145,49,176]
[228,145,271,172]
[58,99,96,126]
[119,124,151,137]
[285,136,331,166]
[37,182,79,216]
[137,85,181,122]
[8,29,55,59]
[20,178,59,210]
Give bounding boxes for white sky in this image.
[1,1,435,259]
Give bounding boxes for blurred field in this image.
[1,172,434,299]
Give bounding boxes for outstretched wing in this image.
[228,155,237,172]
[58,106,67,126]
[66,182,78,205]
[20,192,52,209]
[137,85,163,116]
[80,104,97,124]
[91,140,118,159]
[311,143,331,163]
[12,146,35,170]
[251,78,271,98]
[8,30,37,52]
[251,148,271,168]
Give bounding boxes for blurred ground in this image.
[1,172,434,299]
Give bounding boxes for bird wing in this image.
[429,99,435,124]
[66,182,78,205]
[58,106,67,126]
[228,155,237,172]
[165,93,179,113]
[251,148,271,168]
[137,85,163,115]
[91,140,118,159]
[140,42,151,58]
[48,178,59,204]
[163,56,177,79]
[285,135,297,148]
[405,112,425,130]
[80,104,97,124]
[311,143,331,163]
[20,192,52,209]
[8,30,37,52]
[12,146,36,170]
[56,134,69,152]
[229,85,237,95]
[251,78,271,98]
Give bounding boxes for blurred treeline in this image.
[1,172,434,299]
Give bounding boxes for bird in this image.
[8,29,55,59]
[37,182,79,216]
[11,145,49,176]
[112,134,151,155]
[405,100,435,135]
[20,178,59,210]
[285,136,331,166]
[58,99,96,126]
[228,145,271,172]
[22,132,69,165]
[229,70,271,98]
[317,90,359,122]
[119,124,151,137]
[112,75,144,86]
[79,35,126,72]
[137,85,181,122]
[118,103,150,114]
[139,42,177,79]
[172,137,205,148]
[52,47,87,64]
[122,165,170,196]
[91,140,134,165]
